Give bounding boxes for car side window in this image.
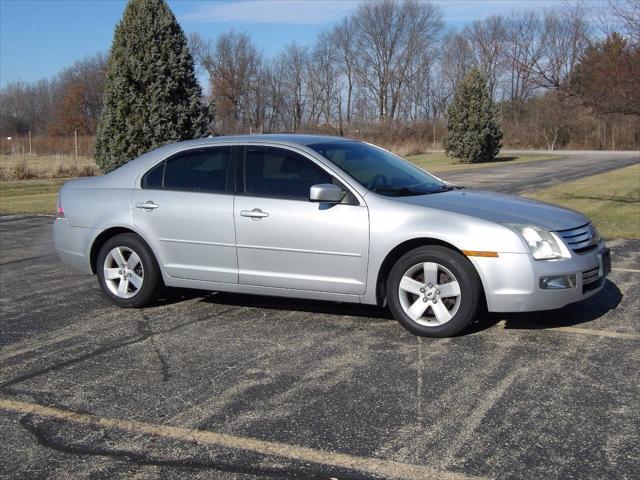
[243,146,333,200]
[142,147,231,193]
[141,161,164,189]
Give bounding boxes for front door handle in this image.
[135,201,159,210]
[240,208,269,219]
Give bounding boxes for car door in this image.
[234,145,369,295]
[132,145,237,284]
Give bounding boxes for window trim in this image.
[238,145,359,204]
[140,145,235,195]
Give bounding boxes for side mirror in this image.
[309,183,347,203]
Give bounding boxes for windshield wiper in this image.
[372,186,435,196]
[373,183,461,196]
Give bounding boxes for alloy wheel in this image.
[397,262,461,326]
[103,246,144,299]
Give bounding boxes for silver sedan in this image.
[53,135,610,337]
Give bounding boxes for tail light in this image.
[56,195,65,218]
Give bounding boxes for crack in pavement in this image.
[0,307,239,389]
[2,398,484,480]
[17,413,346,480]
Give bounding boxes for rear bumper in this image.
[53,218,93,274]
[473,241,610,312]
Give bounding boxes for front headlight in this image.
[507,224,563,260]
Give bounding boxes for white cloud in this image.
[180,0,361,25]
[434,0,567,24]
[180,0,581,26]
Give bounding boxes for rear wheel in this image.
[387,246,482,337]
[96,233,162,308]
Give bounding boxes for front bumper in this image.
[472,241,610,312]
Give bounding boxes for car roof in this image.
[93,134,362,189]
[172,133,356,149]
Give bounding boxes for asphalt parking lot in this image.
[1,152,639,480]
[1,218,639,479]
[440,150,640,194]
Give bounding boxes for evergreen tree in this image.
[443,69,502,163]
[95,0,209,172]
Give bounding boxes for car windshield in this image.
[308,141,448,196]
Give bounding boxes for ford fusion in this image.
[54,135,610,337]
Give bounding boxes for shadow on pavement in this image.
[150,279,622,335]
[200,291,394,320]
[473,279,623,332]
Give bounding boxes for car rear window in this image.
[142,147,231,193]
[141,161,164,189]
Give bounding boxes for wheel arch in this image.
[89,226,157,275]
[375,237,485,307]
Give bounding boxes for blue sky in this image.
[1,0,567,88]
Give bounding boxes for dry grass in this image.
[0,135,95,157]
[524,164,640,239]
[0,155,98,180]
[406,152,559,173]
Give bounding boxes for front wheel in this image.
[387,246,483,337]
[96,233,162,308]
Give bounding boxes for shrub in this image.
[443,69,503,163]
[54,163,79,178]
[79,165,97,177]
[94,0,210,173]
[11,160,35,180]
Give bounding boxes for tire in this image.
[387,246,482,337]
[96,233,162,308]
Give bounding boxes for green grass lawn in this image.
[0,178,68,215]
[524,164,640,239]
[406,152,558,173]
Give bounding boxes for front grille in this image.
[557,223,598,254]
[582,266,602,293]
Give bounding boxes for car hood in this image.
[390,189,589,231]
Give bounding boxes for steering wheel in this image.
[367,174,387,190]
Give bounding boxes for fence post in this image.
[74,130,78,158]
[28,130,32,155]
[432,120,436,148]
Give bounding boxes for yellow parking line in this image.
[611,267,640,273]
[490,320,639,340]
[0,398,483,480]
[551,326,640,339]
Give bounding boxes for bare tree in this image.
[331,17,358,127]
[462,15,507,98]
[277,44,308,131]
[205,32,262,133]
[53,52,108,133]
[591,0,640,45]
[351,0,443,122]
[530,4,590,90]
[440,30,474,97]
[188,32,216,81]
[609,0,640,44]
[503,11,544,107]
[307,32,344,132]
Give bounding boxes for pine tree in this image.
[95,0,210,172]
[443,69,503,163]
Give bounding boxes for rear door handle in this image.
[240,208,269,219]
[135,201,159,210]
